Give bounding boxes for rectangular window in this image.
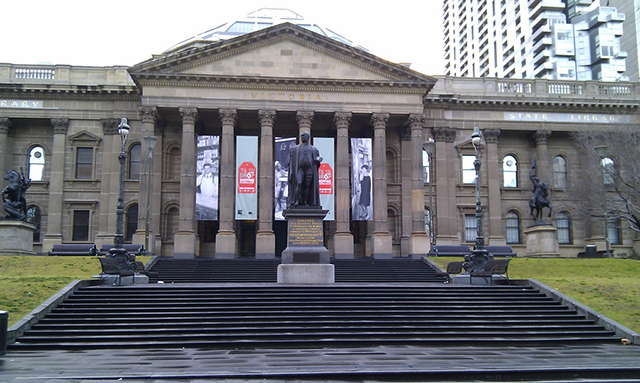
[607,217,621,245]
[465,214,477,242]
[462,155,476,184]
[557,218,571,244]
[72,210,90,241]
[75,147,94,179]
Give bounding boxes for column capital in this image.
[484,129,501,143]
[138,106,159,124]
[370,113,389,129]
[0,117,11,134]
[101,118,121,135]
[432,126,456,142]
[533,129,551,145]
[296,110,314,126]
[179,107,198,125]
[219,108,237,126]
[333,112,352,129]
[407,113,427,130]
[258,110,276,126]
[51,118,69,134]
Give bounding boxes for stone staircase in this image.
[10,284,619,351]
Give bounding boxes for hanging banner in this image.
[351,138,373,221]
[236,136,258,220]
[314,137,335,220]
[274,137,296,220]
[196,135,219,221]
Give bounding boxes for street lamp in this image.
[464,127,490,273]
[594,145,611,257]
[423,139,436,247]
[143,135,158,256]
[109,118,132,270]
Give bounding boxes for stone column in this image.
[533,130,552,182]
[95,118,120,249]
[132,107,159,253]
[484,129,505,245]
[408,114,430,258]
[370,113,392,259]
[174,107,198,258]
[432,126,458,244]
[0,118,11,175]
[256,110,276,259]
[215,108,238,259]
[333,112,354,259]
[42,118,68,250]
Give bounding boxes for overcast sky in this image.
[1,0,445,76]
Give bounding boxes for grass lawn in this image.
[1,256,638,333]
[431,257,640,333]
[0,256,151,326]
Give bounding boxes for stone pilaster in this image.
[333,112,354,259]
[533,129,552,182]
[95,118,121,250]
[0,117,11,175]
[215,108,238,259]
[432,126,459,244]
[42,118,68,250]
[408,114,430,258]
[174,107,198,258]
[370,113,392,259]
[256,110,276,259]
[484,129,505,245]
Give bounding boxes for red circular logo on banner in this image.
[318,163,333,194]
[238,161,256,194]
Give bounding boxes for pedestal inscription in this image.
[288,218,323,247]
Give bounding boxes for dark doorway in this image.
[274,220,287,257]
[239,221,256,257]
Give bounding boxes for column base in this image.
[255,230,275,259]
[372,232,393,259]
[42,234,63,254]
[333,232,354,259]
[173,231,196,259]
[409,232,430,259]
[215,230,237,259]
[131,230,154,255]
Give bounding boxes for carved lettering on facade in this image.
[505,112,628,123]
[250,92,322,101]
[0,100,43,108]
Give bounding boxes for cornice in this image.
[424,96,638,111]
[0,89,140,101]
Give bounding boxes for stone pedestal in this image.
[524,224,559,257]
[214,230,236,259]
[333,232,354,259]
[0,220,35,255]
[409,232,430,259]
[279,208,334,284]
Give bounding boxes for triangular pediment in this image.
[129,23,435,91]
[68,130,101,144]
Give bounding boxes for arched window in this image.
[502,155,518,188]
[553,156,567,189]
[125,204,138,242]
[165,206,180,242]
[128,143,141,180]
[602,157,615,186]
[556,212,572,244]
[388,208,398,243]
[26,205,41,242]
[607,215,621,245]
[28,146,45,181]
[505,211,520,244]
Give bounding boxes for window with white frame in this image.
[465,214,477,242]
[28,146,45,181]
[602,157,615,186]
[505,211,520,244]
[128,144,141,180]
[553,156,567,189]
[607,215,621,245]
[503,155,518,187]
[462,155,476,184]
[557,212,571,244]
[75,147,94,179]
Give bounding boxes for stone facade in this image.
[1,24,639,258]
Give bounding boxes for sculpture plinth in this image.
[524,224,559,257]
[278,208,334,284]
[0,220,35,256]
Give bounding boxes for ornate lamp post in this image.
[464,127,491,273]
[423,139,435,247]
[109,118,132,270]
[594,145,611,257]
[143,135,158,256]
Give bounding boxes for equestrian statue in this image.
[2,168,31,221]
[529,158,552,224]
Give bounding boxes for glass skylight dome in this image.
[165,8,367,54]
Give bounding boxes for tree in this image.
[569,126,640,235]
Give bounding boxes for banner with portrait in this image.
[351,138,373,221]
[236,136,258,220]
[196,135,219,221]
[314,137,335,220]
[274,137,296,220]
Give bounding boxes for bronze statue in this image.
[287,131,323,208]
[529,159,552,224]
[2,168,31,220]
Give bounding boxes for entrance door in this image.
[274,220,287,257]
[239,221,256,257]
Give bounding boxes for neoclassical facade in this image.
[1,23,639,258]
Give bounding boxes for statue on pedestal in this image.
[529,158,552,224]
[287,131,323,208]
[2,168,31,221]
